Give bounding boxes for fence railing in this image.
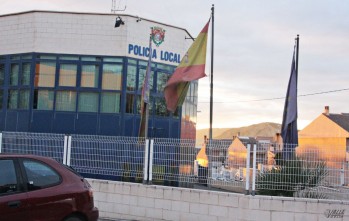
[1,131,348,201]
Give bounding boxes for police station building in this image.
[0,11,198,139]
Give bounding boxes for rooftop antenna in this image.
[111,0,126,13]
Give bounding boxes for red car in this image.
[0,154,99,221]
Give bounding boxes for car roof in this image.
[0,153,59,162]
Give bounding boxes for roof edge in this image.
[0,10,194,40]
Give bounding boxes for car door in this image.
[0,158,29,221]
[21,158,73,221]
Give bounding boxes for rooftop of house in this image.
[325,113,349,132]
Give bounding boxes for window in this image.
[36,55,56,60]
[0,64,4,86]
[103,57,123,62]
[126,65,137,91]
[128,59,137,65]
[157,64,174,72]
[138,68,154,91]
[35,62,56,87]
[19,90,30,109]
[81,65,99,88]
[155,97,169,116]
[81,56,101,62]
[56,91,76,111]
[137,95,152,114]
[21,63,31,85]
[78,92,98,112]
[126,94,136,113]
[59,64,77,87]
[157,72,169,93]
[0,160,18,195]
[102,64,122,90]
[100,92,120,113]
[33,90,54,110]
[8,90,18,109]
[23,160,60,190]
[59,56,79,61]
[10,64,19,86]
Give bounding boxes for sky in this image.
[1,0,348,130]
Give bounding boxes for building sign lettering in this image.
[128,44,181,64]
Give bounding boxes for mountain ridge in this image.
[196,122,281,140]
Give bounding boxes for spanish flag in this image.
[164,20,210,112]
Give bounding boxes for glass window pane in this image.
[78,92,98,113]
[59,56,79,61]
[56,91,76,111]
[0,160,18,194]
[103,57,123,62]
[21,63,31,85]
[102,64,122,90]
[137,95,152,114]
[35,62,56,87]
[10,56,20,61]
[21,54,32,60]
[19,90,30,109]
[157,64,174,73]
[157,72,169,93]
[10,64,19,86]
[128,59,137,65]
[126,94,135,113]
[126,65,136,91]
[33,90,54,110]
[0,64,4,85]
[81,65,99,88]
[37,55,56,60]
[155,97,169,116]
[59,64,77,87]
[81,56,101,62]
[101,92,120,113]
[138,69,154,91]
[8,90,18,109]
[23,160,60,190]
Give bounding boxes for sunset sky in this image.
[1,0,348,130]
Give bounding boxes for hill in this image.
[196,122,281,140]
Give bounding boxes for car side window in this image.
[0,160,19,195]
[23,160,61,190]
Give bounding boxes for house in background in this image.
[298,106,349,185]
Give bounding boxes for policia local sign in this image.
[128,27,181,64]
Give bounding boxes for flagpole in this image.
[295,35,299,82]
[144,34,151,139]
[209,4,214,141]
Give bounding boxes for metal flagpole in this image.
[209,4,214,141]
[295,35,299,82]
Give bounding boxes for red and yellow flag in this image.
[164,20,210,112]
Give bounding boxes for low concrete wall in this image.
[88,179,349,221]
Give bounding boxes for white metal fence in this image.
[0,131,348,200]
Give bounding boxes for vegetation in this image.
[257,156,328,198]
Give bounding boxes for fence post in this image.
[149,139,154,184]
[0,133,2,153]
[251,144,257,196]
[63,135,68,165]
[340,162,345,186]
[245,144,251,195]
[143,139,149,184]
[66,135,72,166]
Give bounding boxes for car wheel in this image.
[63,215,85,221]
